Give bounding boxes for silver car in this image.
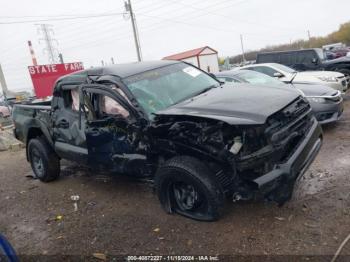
[215,70,343,124]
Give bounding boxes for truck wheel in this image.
[155,156,224,221]
[28,137,60,182]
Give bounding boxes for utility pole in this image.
[125,0,142,61]
[37,24,59,64]
[307,30,311,41]
[307,30,312,48]
[240,34,246,64]
[0,64,9,101]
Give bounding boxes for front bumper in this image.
[251,118,322,202]
[310,98,344,124]
[328,80,348,92]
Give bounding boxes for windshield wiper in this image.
[289,72,298,84]
[195,84,219,96]
[172,84,220,105]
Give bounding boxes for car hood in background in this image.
[290,83,337,97]
[156,84,300,125]
[296,70,344,78]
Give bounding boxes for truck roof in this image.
[258,48,322,55]
[60,60,180,82]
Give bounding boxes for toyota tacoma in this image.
[12,60,322,221]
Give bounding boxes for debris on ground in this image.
[70,195,80,212]
[0,128,23,151]
[55,215,63,221]
[92,253,107,261]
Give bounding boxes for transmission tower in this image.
[36,24,59,64]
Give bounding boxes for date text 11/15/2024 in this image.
[127,255,219,261]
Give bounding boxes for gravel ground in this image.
[1,97,350,261]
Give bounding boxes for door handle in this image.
[57,120,69,129]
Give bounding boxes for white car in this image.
[240,63,349,92]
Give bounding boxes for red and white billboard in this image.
[28,62,84,98]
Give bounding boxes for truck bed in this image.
[12,101,52,144]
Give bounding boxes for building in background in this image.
[163,46,219,73]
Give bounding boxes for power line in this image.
[0,12,124,19]
[135,1,256,38]
[139,13,241,34]
[166,0,303,32]
[0,13,125,24]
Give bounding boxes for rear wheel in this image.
[28,137,60,182]
[155,156,224,221]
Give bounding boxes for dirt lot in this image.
[1,97,350,261]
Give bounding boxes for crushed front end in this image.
[151,95,322,206]
[233,96,322,204]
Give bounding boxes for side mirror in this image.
[273,72,284,78]
[312,58,318,64]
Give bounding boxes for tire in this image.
[155,156,224,221]
[28,137,60,182]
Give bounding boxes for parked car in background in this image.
[325,51,337,60]
[256,48,350,76]
[215,70,344,124]
[331,48,350,59]
[241,63,349,92]
[0,102,10,118]
[325,48,350,60]
[12,60,322,221]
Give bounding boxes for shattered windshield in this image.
[123,63,219,118]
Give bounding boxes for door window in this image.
[100,95,130,118]
[71,89,80,111]
[280,53,295,65]
[296,51,316,65]
[258,53,278,63]
[248,66,278,77]
[80,86,131,121]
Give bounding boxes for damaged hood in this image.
[156,84,300,125]
[295,70,344,78]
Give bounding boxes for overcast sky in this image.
[1,0,350,92]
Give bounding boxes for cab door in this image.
[52,84,88,163]
[79,84,148,175]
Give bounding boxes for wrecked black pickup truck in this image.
[13,60,322,221]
